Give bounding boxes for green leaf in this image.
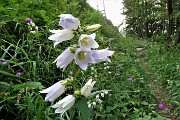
[151,115,169,120]
[76,97,92,120]
[13,82,44,90]
[0,82,10,92]
[141,101,149,105]
[0,70,17,77]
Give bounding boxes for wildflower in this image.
[25,18,32,23]
[74,48,96,70]
[136,47,144,51]
[53,48,74,70]
[59,14,80,30]
[96,94,99,99]
[104,91,108,94]
[91,67,95,70]
[39,81,65,102]
[81,78,96,97]
[100,92,104,97]
[97,98,103,104]
[116,74,120,76]
[127,77,133,81]
[158,103,164,109]
[85,24,102,32]
[91,48,114,63]
[48,29,75,47]
[69,71,73,75]
[1,61,7,65]
[92,102,96,107]
[16,72,22,76]
[25,18,38,33]
[78,33,99,50]
[51,95,75,114]
[88,103,92,108]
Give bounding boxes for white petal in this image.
[78,62,88,70]
[53,42,60,47]
[55,107,67,113]
[49,30,63,33]
[86,78,93,85]
[62,95,75,108]
[78,33,99,50]
[45,85,65,102]
[48,32,61,40]
[90,33,96,39]
[53,48,74,70]
[51,103,60,108]
[53,95,75,113]
[39,82,59,93]
[91,49,114,62]
[81,79,96,97]
[48,29,74,46]
[39,81,65,102]
[90,39,99,48]
[59,14,80,30]
[91,81,96,87]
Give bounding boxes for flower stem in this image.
[72,65,81,90]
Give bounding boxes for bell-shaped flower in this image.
[91,48,114,63]
[85,24,102,32]
[81,78,96,97]
[78,33,99,50]
[39,81,65,102]
[74,48,96,70]
[51,95,75,114]
[48,29,74,47]
[59,14,80,30]
[53,48,74,70]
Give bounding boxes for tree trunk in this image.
[145,0,149,38]
[175,1,180,45]
[166,0,173,48]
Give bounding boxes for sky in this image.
[86,0,126,31]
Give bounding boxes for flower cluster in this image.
[25,18,38,33]
[88,90,109,109]
[49,14,114,71]
[39,14,114,115]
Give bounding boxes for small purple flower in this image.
[25,18,32,23]
[16,72,22,76]
[1,61,7,65]
[69,71,73,75]
[127,77,133,81]
[158,103,164,109]
[116,74,120,76]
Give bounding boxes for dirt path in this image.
[136,48,178,120]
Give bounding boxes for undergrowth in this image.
[0,0,179,119]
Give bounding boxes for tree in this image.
[166,0,173,48]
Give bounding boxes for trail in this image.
[135,47,178,120]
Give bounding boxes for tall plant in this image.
[39,14,114,119]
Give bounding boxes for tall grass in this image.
[1,0,179,119]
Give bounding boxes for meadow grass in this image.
[0,0,179,119]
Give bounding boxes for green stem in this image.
[72,66,81,90]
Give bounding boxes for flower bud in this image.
[85,24,102,32]
[96,94,99,99]
[25,18,32,23]
[88,103,92,108]
[74,90,81,96]
[81,79,96,97]
[101,92,104,97]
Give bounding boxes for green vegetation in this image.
[0,0,179,120]
[123,0,180,47]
